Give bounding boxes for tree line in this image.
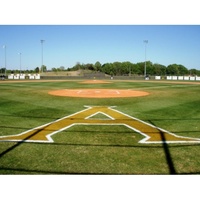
[0,65,47,75]
[68,61,200,76]
[1,61,200,76]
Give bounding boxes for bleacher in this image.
[8,74,40,80]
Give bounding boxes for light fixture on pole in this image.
[41,39,45,73]
[143,40,148,78]
[3,45,6,76]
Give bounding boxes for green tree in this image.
[153,63,166,75]
[60,66,65,71]
[0,68,6,74]
[189,69,200,76]
[178,65,188,75]
[189,69,196,76]
[131,64,142,75]
[35,67,40,73]
[41,65,47,72]
[146,61,154,75]
[52,68,57,72]
[137,62,145,75]
[101,63,114,75]
[121,62,132,75]
[85,63,94,70]
[73,62,81,70]
[113,62,122,75]
[94,61,101,71]
[166,64,179,75]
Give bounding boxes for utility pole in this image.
[19,52,22,75]
[144,40,148,78]
[3,45,6,76]
[41,39,45,73]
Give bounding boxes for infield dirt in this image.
[48,89,150,98]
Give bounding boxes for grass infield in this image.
[0,79,200,174]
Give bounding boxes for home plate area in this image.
[48,89,149,98]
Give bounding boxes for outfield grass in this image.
[0,80,200,174]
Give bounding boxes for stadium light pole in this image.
[144,40,148,78]
[18,52,22,75]
[3,45,6,76]
[41,39,45,73]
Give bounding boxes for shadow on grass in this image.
[0,167,124,175]
[1,140,200,174]
[0,166,200,175]
[149,120,177,174]
[1,124,200,174]
[0,124,51,158]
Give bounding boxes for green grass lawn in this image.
[0,80,200,174]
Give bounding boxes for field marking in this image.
[0,106,200,144]
[85,111,115,120]
[116,90,120,94]
[77,90,82,94]
[110,90,120,94]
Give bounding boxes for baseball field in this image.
[0,79,200,174]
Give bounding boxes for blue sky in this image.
[0,25,200,71]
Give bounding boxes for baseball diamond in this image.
[1,79,200,176]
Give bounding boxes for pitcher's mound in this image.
[80,80,111,84]
[49,89,149,98]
